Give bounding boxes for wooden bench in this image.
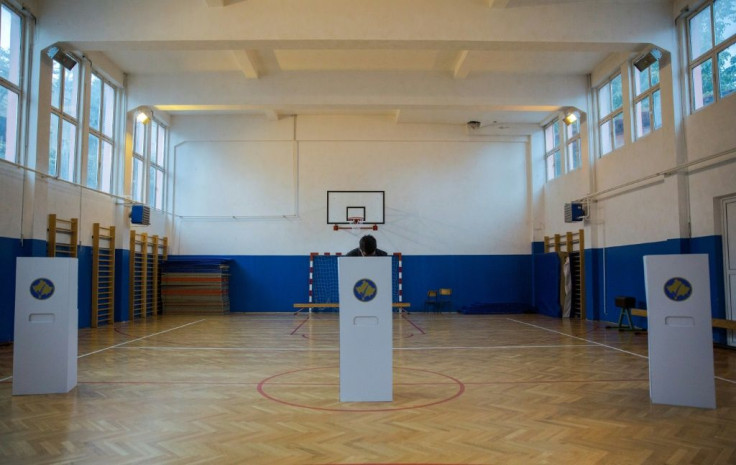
[293,302,411,315]
[630,308,736,330]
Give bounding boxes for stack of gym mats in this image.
[161,259,231,314]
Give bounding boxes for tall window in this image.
[87,72,116,192]
[49,59,80,181]
[544,119,561,181]
[0,4,23,163]
[566,118,582,171]
[132,117,145,203]
[688,0,736,111]
[132,113,167,210]
[598,73,624,156]
[633,56,662,139]
[148,120,166,210]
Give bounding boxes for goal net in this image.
[309,253,403,306]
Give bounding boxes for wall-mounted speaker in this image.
[564,202,586,223]
[46,46,77,70]
[130,205,151,225]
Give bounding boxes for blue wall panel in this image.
[0,236,23,342]
[690,235,726,344]
[0,234,729,342]
[114,249,130,322]
[381,255,532,312]
[77,246,92,329]
[171,254,533,312]
[172,255,309,312]
[533,252,560,317]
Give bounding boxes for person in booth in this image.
[346,234,388,257]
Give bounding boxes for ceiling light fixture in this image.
[562,111,578,126]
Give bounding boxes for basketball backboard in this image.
[327,191,385,225]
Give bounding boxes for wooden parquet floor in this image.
[0,313,735,465]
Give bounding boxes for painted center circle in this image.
[257,366,465,412]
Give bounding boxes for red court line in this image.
[290,317,309,335]
[401,313,426,335]
[257,366,465,412]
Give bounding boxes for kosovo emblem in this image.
[30,278,55,300]
[663,277,692,302]
[353,278,377,302]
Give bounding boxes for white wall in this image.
[170,115,530,256]
[685,96,736,238]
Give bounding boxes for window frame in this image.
[632,56,662,139]
[597,72,625,157]
[544,119,562,181]
[132,113,167,211]
[86,71,117,193]
[687,0,736,111]
[148,119,166,211]
[0,2,25,164]
[48,57,81,181]
[565,118,582,172]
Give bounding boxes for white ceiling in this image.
[49,0,669,132]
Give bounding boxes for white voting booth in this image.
[14,257,78,395]
[643,254,715,409]
[338,257,393,402]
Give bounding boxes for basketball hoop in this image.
[332,217,378,231]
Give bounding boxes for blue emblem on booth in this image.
[353,278,377,302]
[663,277,692,302]
[30,278,55,300]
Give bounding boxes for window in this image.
[132,113,167,210]
[598,73,624,156]
[132,118,145,203]
[633,56,662,139]
[49,59,80,181]
[566,118,582,171]
[544,119,561,181]
[87,72,116,192]
[0,4,23,163]
[148,120,166,210]
[688,0,736,111]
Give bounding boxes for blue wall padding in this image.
[115,249,130,322]
[531,241,545,254]
[586,248,603,321]
[401,255,533,312]
[533,252,560,317]
[0,235,728,343]
[0,236,24,342]
[172,254,533,312]
[172,255,309,312]
[77,246,92,328]
[689,235,726,344]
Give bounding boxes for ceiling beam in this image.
[487,0,512,8]
[232,50,260,79]
[453,50,471,79]
[263,109,280,121]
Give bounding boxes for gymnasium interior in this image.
[0,0,735,463]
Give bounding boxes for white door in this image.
[723,196,736,347]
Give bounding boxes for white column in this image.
[338,256,392,402]
[644,254,715,409]
[13,257,78,395]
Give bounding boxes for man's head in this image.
[359,235,378,256]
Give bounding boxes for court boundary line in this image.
[78,319,208,359]
[0,319,208,382]
[109,343,600,352]
[508,317,736,385]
